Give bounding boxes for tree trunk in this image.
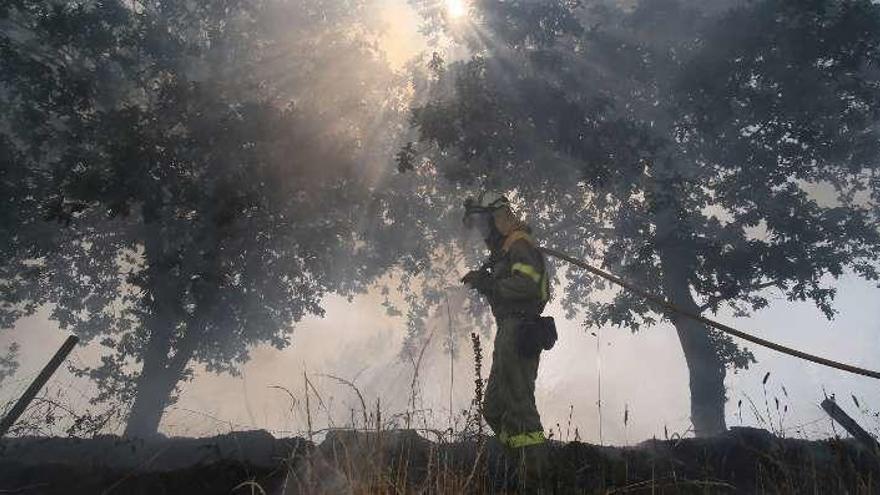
[125,222,215,437]
[658,245,727,437]
[125,368,177,437]
[124,334,178,438]
[124,304,207,437]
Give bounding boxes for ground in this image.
[0,427,877,494]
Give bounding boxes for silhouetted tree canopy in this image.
[0,0,425,436]
[404,0,880,435]
[4,0,880,439]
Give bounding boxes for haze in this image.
[3,0,880,446]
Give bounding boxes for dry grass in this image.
[278,330,492,494]
[4,347,880,494]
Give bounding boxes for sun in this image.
[446,0,467,20]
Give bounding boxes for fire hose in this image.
[540,246,880,380]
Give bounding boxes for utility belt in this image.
[497,313,558,357]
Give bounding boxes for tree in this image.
[405,0,880,435]
[0,343,19,387]
[1,0,406,436]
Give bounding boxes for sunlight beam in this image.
[446,0,467,20]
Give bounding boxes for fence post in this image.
[0,335,80,437]
[821,397,880,454]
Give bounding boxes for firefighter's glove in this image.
[461,270,493,295]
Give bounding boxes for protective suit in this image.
[461,193,551,453]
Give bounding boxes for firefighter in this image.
[461,191,554,485]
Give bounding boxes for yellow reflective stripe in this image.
[500,430,546,448]
[512,262,542,284]
[540,273,549,302]
[501,230,535,252]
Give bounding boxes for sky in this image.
[377,0,428,69]
[5,266,880,445]
[3,0,880,445]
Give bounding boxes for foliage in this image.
[0,343,19,386]
[4,0,880,438]
[0,0,412,434]
[403,0,880,432]
[408,0,880,362]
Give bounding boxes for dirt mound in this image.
[0,427,877,494]
[0,431,306,494]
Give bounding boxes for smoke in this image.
[3,0,880,446]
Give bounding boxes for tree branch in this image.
[698,279,784,312]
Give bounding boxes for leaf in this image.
[762,372,770,385]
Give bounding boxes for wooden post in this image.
[0,335,79,437]
[821,397,880,454]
